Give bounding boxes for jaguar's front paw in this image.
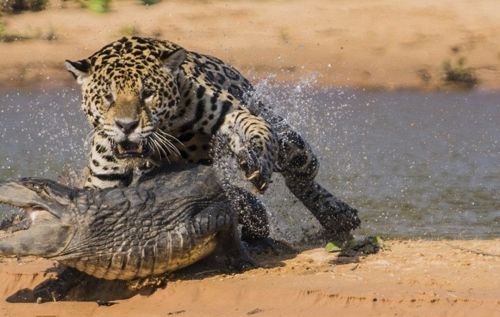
[236,149,272,193]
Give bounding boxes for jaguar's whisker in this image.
[151,135,171,163]
[84,129,97,150]
[154,132,181,157]
[153,132,177,155]
[157,129,185,149]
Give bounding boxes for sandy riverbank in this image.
[1,0,500,90]
[0,240,499,317]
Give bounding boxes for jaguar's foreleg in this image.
[224,185,270,241]
[217,109,278,192]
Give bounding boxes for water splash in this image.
[0,88,88,179]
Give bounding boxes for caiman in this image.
[0,165,267,280]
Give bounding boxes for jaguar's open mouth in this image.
[113,141,150,159]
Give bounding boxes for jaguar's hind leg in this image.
[276,126,361,239]
[245,102,360,239]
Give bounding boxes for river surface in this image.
[0,82,498,240]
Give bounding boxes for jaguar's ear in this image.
[160,48,187,72]
[64,59,91,85]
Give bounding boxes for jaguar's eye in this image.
[104,93,114,105]
[141,89,155,102]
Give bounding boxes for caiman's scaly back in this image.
[0,166,261,280]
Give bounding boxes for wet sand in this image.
[1,0,500,90]
[1,240,499,317]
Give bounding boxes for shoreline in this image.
[1,0,500,91]
[1,239,499,317]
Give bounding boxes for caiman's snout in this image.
[0,181,46,209]
[0,180,74,258]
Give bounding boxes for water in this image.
[0,88,88,179]
[0,83,499,240]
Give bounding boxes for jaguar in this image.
[65,36,360,237]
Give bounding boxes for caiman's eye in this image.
[141,89,155,102]
[22,181,43,193]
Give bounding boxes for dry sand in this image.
[0,240,499,317]
[1,0,500,90]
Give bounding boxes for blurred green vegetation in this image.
[0,14,56,42]
[83,0,161,13]
[141,0,160,5]
[118,24,140,37]
[1,0,160,14]
[0,17,30,42]
[87,0,111,13]
[442,57,478,89]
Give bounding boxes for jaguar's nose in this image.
[115,119,139,135]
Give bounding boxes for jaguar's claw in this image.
[246,170,260,181]
[258,181,268,191]
[250,179,268,194]
[239,159,249,171]
[236,149,271,193]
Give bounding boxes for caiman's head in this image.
[0,178,75,258]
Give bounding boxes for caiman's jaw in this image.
[0,180,74,258]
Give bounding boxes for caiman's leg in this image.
[193,202,255,269]
[217,109,278,192]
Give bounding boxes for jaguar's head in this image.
[65,36,186,160]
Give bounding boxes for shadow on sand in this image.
[6,241,298,304]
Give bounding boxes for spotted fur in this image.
[66,36,361,236]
